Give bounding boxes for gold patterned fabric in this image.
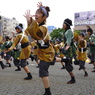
[74,32,79,42]
[37,44,55,62]
[54,44,60,54]
[25,20,47,40]
[9,33,31,59]
[54,42,65,57]
[30,41,38,55]
[25,19,55,62]
[76,40,87,61]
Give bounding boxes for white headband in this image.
[15,25,22,30]
[40,6,48,17]
[64,21,71,26]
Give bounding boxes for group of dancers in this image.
[0,2,95,95]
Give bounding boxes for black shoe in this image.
[8,63,11,67]
[24,76,32,80]
[15,68,21,71]
[61,66,65,69]
[43,93,47,95]
[0,61,6,69]
[1,65,6,69]
[89,62,93,64]
[84,73,88,77]
[91,70,95,72]
[79,67,82,70]
[43,92,51,95]
[3,65,7,69]
[36,65,39,68]
[67,79,75,84]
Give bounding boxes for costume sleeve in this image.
[27,17,33,26]
[30,42,35,47]
[74,32,79,42]
[24,19,47,40]
[9,35,21,51]
[65,29,73,45]
[90,34,95,45]
[0,43,6,50]
[84,40,87,48]
[79,40,86,48]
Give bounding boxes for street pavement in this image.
[0,59,95,95]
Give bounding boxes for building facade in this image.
[0,15,19,39]
[74,10,95,32]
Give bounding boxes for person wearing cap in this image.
[24,2,55,95]
[6,23,33,80]
[61,18,76,84]
[87,28,95,72]
[54,18,76,84]
[76,32,88,77]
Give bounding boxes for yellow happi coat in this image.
[76,40,87,61]
[25,19,55,62]
[54,42,65,57]
[30,41,38,56]
[9,33,31,59]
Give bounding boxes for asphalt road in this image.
[0,59,95,95]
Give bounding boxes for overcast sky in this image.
[0,0,95,29]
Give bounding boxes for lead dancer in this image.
[24,2,55,95]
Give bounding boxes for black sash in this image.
[37,42,49,49]
[78,48,87,52]
[90,44,95,47]
[21,42,29,48]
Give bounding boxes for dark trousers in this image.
[62,57,73,72]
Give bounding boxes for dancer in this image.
[54,39,65,69]
[86,28,95,72]
[0,54,6,69]
[55,18,76,84]
[0,36,13,67]
[13,45,21,71]
[7,23,32,80]
[76,32,88,77]
[24,2,55,95]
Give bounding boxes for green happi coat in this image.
[89,34,95,55]
[0,41,13,56]
[63,29,74,57]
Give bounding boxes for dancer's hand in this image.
[37,1,43,8]
[23,10,32,22]
[4,48,11,53]
[65,45,70,50]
